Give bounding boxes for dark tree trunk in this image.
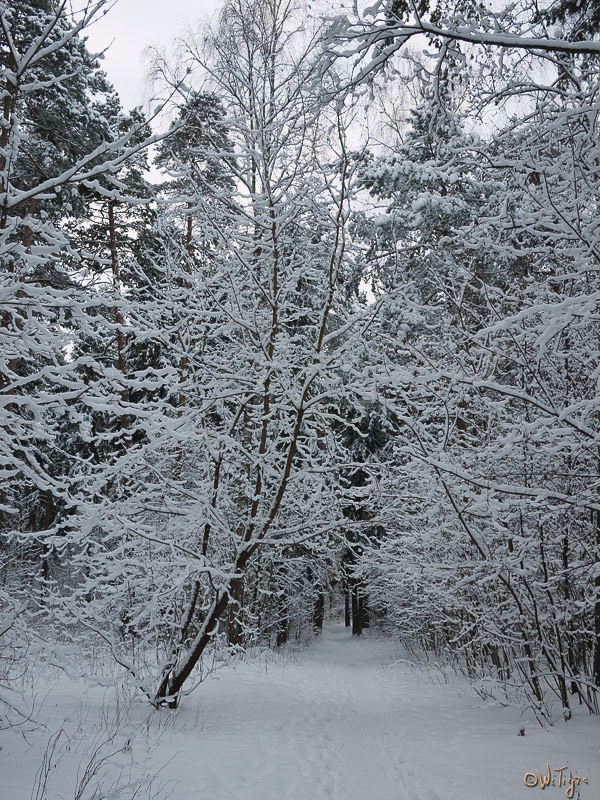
[156,590,230,708]
[227,576,244,647]
[39,489,55,588]
[313,590,325,633]
[108,200,129,430]
[359,592,370,630]
[344,583,351,628]
[352,584,362,636]
[155,547,259,707]
[276,595,289,647]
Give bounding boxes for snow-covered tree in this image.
[333,0,600,712]
[49,0,376,709]
[0,0,167,670]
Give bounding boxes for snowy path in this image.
[3,623,600,800]
[138,623,600,800]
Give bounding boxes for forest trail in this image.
[160,623,599,800]
[3,623,599,800]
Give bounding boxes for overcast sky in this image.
[85,0,222,112]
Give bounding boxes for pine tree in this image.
[1,0,119,567]
[0,0,165,641]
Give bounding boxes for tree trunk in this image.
[155,589,230,708]
[155,549,254,707]
[276,592,289,647]
[313,590,325,633]
[359,592,369,630]
[344,583,351,628]
[351,584,362,636]
[107,200,129,430]
[227,576,244,647]
[39,489,55,589]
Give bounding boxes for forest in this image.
[2,1,600,780]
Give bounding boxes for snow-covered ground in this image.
[2,623,599,800]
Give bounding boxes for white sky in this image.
[84,0,222,112]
